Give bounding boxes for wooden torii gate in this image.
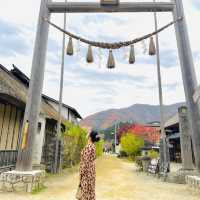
[16,0,200,172]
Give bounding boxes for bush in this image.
[62,122,104,168]
[120,133,144,160]
[119,150,127,157]
[147,149,159,159]
[62,121,87,168]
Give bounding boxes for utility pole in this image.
[54,0,67,174]
[153,0,168,173]
[114,121,117,154]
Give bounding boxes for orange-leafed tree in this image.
[118,123,160,145]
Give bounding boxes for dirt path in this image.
[0,156,199,200]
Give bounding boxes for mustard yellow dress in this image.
[79,143,96,200]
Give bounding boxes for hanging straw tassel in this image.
[86,45,94,63]
[149,37,156,56]
[66,37,74,56]
[129,45,135,64]
[107,50,115,69]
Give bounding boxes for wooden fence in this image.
[0,150,18,169]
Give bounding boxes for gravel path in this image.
[0,156,199,200]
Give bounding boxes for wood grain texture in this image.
[0,105,11,150]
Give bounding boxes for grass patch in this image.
[31,184,47,195]
[31,166,79,195]
[45,165,79,180]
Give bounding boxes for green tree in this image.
[120,133,144,160]
[95,139,104,157]
[62,121,87,168]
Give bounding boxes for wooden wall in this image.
[42,119,61,173]
[0,102,23,150]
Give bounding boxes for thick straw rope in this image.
[44,17,182,49]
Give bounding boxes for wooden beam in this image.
[47,2,174,13]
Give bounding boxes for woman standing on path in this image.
[77,130,100,200]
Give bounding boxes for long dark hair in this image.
[89,131,100,143]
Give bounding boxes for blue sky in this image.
[0,0,200,117]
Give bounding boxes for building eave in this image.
[42,94,82,119]
[0,64,82,120]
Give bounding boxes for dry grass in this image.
[0,155,199,200]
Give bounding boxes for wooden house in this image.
[164,111,194,164]
[42,95,81,124]
[164,113,181,162]
[0,64,82,172]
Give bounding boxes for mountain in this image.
[80,103,185,130]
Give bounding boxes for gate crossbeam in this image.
[47,2,175,13]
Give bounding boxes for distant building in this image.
[164,113,182,162]
[164,110,195,164]
[0,64,82,172]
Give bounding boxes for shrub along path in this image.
[0,155,199,200]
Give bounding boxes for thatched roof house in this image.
[0,64,59,120]
[0,64,82,173]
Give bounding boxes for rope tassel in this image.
[107,50,115,69]
[66,37,74,56]
[149,37,156,56]
[86,45,94,63]
[129,45,135,64]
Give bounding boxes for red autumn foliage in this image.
[118,123,160,144]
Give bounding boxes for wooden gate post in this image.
[178,106,194,170]
[172,0,200,171]
[16,0,51,171]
